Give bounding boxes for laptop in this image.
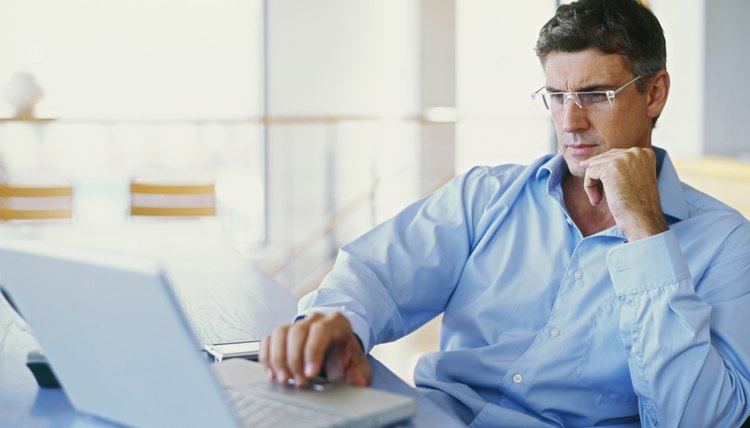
[0,238,415,428]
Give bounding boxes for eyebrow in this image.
[545,83,614,93]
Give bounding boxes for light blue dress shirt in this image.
[298,148,750,427]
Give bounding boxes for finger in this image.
[304,313,352,378]
[303,322,335,379]
[347,365,371,386]
[259,335,273,379]
[579,148,626,168]
[346,344,372,386]
[324,347,351,382]
[269,325,290,383]
[286,321,311,386]
[582,166,603,206]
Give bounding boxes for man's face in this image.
[543,48,654,178]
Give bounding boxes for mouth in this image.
[566,143,599,156]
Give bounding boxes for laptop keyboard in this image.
[227,389,349,428]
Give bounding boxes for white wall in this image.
[650,0,705,159]
[651,0,750,159]
[703,0,750,158]
[264,0,425,288]
[267,0,420,116]
[455,0,557,173]
[418,0,456,194]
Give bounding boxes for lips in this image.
[566,143,599,156]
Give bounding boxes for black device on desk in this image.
[26,351,61,388]
[1,287,61,389]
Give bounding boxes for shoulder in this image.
[681,182,747,224]
[680,182,750,255]
[459,154,555,195]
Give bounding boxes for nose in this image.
[559,97,589,133]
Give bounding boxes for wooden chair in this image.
[0,183,74,221]
[129,177,216,218]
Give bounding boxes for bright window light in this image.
[0,0,265,245]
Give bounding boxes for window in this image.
[0,0,265,244]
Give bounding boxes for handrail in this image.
[0,111,462,126]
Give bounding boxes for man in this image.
[261,0,750,425]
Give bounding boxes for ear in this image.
[646,70,670,120]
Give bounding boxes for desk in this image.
[0,221,463,427]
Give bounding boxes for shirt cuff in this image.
[606,229,691,296]
[295,306,373,352]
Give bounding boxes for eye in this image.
[548,93,565,104]
[578,92,608,105]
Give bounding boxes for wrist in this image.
[624,216,668,242]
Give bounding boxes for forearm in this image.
[609,231,750,426]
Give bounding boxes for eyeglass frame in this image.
[531,75,643,111]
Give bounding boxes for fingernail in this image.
[305,362,317,377]
[266,368,274,380]
[276,369,286,381]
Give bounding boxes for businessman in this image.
[261,0,750,425]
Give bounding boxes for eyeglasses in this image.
[531,75,642,111]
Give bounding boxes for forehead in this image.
[543,48,631,89]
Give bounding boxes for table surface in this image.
[0,221,463,427]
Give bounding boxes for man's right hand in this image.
[259,312,372,388]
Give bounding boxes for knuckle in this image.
[328,311,346,321]
[287,321,305,337]
[308,320,328,338]
[305,312,325,322]
[272,324,290,337]
[326,311,349,328]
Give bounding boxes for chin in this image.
[563,154,591,176]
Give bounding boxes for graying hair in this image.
[536,0,666,95]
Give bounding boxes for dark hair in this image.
[535,0,666,92]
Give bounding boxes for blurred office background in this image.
[1,0,748,382]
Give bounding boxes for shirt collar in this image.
[654,147,689,222]
[537,153,565,192]
[537,147,689,222]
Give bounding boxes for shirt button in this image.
[549,327,560,337]
[512,374,523,384]
[573,271,583,280]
